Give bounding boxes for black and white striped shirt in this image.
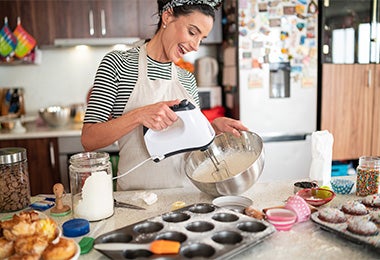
[84,46,199,123]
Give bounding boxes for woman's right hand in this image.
[137,100,181,131]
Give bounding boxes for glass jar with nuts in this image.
[0,147,31,212]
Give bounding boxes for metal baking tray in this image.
[94,203,276,259]
[311,208,380,253]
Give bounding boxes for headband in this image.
[161,0,222,13]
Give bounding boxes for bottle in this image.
[356,156,380,196]
[69,152,114,221]
[0,147,31,212]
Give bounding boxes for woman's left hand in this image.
[211,117,249,137]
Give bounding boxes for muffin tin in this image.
[311,202,380,253]
[94,203,276,259]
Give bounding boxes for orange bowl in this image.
[296,188,336,207]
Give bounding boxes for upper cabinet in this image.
[0,0,152,47]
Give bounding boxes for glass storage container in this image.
[0,147,31,212]
[356,156,380,196]
[69,152,114,221]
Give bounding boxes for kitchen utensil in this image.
[114,199,146,210]
[93,203,276,259]
[285,195,311,223]
[39,105,71,127]
[296,188,336,207]
[13,17,36,58]
[185,131,264,197]
[212,195,253,214]
[293,181,318,194]
[79,219,106,255]
[205,149,232,181]
[143,99,215,162]
[0,17,17,57]
[114,99,215,180]
[194,56,219,87]
[94,240,180,254]
[330,178,355,195]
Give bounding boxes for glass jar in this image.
[356,156,380,196]
[69,152,114,221]
[0,147,31,212]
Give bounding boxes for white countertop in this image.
[0,121,82,140]
[1,177,378,259]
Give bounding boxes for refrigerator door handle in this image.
[261,133,311,143]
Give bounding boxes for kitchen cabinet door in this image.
[321,64,374,160]
[0,138,61,196]
[372,64,380,156]
[138,0,158,40]
[54,0,139,40]
[0,0,56,46]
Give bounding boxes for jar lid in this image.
[0,147,27,164]
[62,218,90,237]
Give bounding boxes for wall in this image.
[0,45,217,115]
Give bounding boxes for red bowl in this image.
[296,188,336,207]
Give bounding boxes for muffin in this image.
[341,201,368,216]
[347,218,378,236]
[42,237,77,260]
[318,207,347,223]
[370,210,380,224]
[362,194,380,208]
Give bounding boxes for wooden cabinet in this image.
[54,0,139,40]
[0,138,61,196]
[321,64,380,160]
[137,0,159,40]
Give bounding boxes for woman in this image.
[82,0,248,190]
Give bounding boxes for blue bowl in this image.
[330,179,354,195]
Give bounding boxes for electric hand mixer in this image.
[114,99,231,180]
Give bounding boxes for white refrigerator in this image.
[235,0,319,182]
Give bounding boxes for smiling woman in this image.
[81,0,249,191]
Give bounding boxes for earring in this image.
[163,24,167,29]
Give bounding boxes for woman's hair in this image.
[155,0,218,33]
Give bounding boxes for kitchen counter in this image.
[1,177,379,259]
[0,121,82,140]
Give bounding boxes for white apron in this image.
[117,43,195,190]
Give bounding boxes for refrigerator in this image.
[229,0,319,182]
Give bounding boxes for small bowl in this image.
[39,105,71,127]
[293,181,318,194]
[296,188,336,207]
[212,195,253,214]
[330,179,354,195]
[265,208,297,231]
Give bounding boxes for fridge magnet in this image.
[297,13,306,19]
[308,0,318,14]
[239,28,248,37]
[239,0,248,9]
[295,5,306,16]
[269,18,281,27]
[280,31,289,41]
[258,2,268,12]
[247,20,256,30]
[259,26,270,35]
[252,59,262,69]
[296,23,305,31]
[252,41,263,48]
[283,5,296,15]
[248,69,264,89]
[268,1,280,7]
[297,0,307,4]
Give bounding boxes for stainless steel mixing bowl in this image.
[39,105,71,127]
[185,131,265,197]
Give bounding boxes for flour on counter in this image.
[74,171,114,221]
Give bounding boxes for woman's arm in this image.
[81,100,181,151]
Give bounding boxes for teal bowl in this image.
[330,179,354,195]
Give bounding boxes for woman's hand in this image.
[211,117,249,137]
[137,100,181,131]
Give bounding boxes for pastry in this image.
[347,218,378,236]
[341,201,368,216]
[0,237,14,259]
[318,207,347,223]
[14,234,49,256]
[362,194,380,208]
[370,210,380,224]
[244,206,265,220]
[42,237,77,260]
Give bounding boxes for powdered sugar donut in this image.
[341,201,368,216]
[362,194,380,208]
[318,207,347,223]
[347,218,378,236]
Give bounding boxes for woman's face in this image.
[163,10,214,62]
